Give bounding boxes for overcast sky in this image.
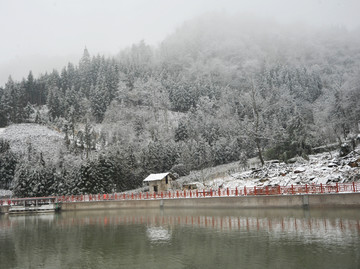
[1,0,359,86]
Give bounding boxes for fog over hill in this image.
[0,13,359,197]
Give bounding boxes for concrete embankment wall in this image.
[0,205,9,214]
[60,193,360,211]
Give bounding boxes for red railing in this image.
[0,182,359,205]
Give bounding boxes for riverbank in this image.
[59,193,360,212]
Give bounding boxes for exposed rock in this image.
[348,161,359,168]
[340,143,351,157]
[317,178,329,184]
[178,144,360,190]
[294,167,306,173]
[288,156,307,164]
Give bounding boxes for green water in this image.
[0,208,359,269]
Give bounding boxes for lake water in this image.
[1,208,360,269]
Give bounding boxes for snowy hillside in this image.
[0,123,66,162]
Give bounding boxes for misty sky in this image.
[1,0,359,86]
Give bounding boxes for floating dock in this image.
[1,197,60,214]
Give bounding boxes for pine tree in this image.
[79,47,92,96]
[175,121,189,142]
[84,121,93,158]
[47,87,63,120]
[75,155,116,194]
[0,139,17,189]
[0,87,8,127]
[90,64,111,122]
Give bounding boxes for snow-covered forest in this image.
[1,14,360,197]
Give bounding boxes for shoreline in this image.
[2,191,360,215]
[58,192,360,212]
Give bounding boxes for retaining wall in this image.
[60,193,360,211]
[0,205,9,214]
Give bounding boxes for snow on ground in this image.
[179,147,360,190]
[0,123,66,162]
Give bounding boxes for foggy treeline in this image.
[1,14,359,197]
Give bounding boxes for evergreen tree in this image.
[83,120,93,158]
[79,47,92,96]
[0,139,17,189]
[175,121,189,142]
[0,87,8,127]
[47,87,63,120]
[90,64,111,122]
[73,155,116,194]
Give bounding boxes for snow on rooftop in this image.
[143,172,171,182]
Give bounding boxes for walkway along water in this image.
[1,182,360,213]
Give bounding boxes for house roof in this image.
[143,172,171,182]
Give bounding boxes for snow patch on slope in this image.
[0,123,66,162]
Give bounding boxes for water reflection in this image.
[1,208,360,269]
[2,208,359,241]
[146,226,172,243]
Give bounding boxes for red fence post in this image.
[190,190,192,198]
[177,191,179,198]
[336,183,339,193]
[254,186,257,196]
[244,186,247,196]
[291,185,294,195]
[277,185,281,195]
[305,184,308,194]
[235,187,238,196]
[218,188,220,197]
[184,190,186,198]
[196,190,198,197]
[353,182,356,192]
[203,189,205,197]
[320,183,323,194]
[265,186,269,195]
[227,188,229,196]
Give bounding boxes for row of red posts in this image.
[0,182,358,205]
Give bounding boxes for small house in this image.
[143,172,174,193]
